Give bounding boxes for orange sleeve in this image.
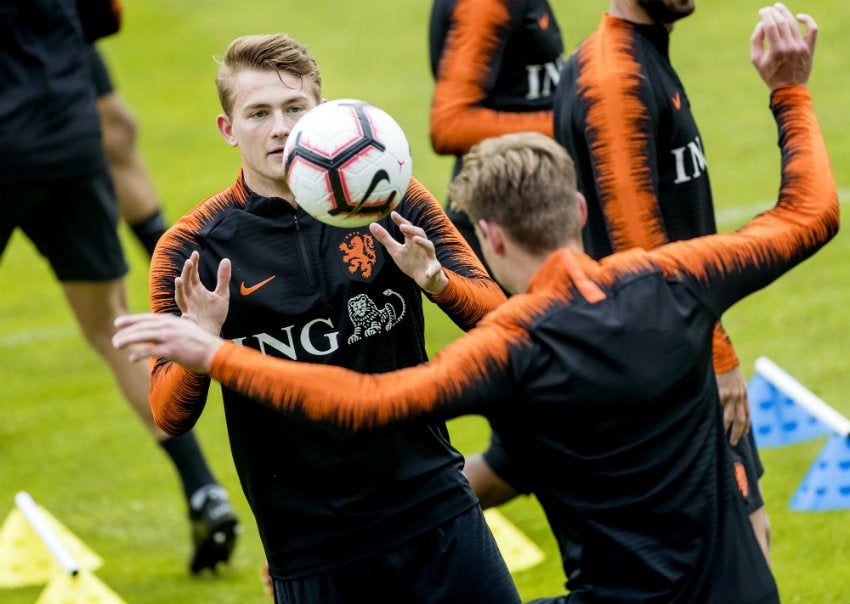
[207,306,530,431]
[646,86,838,318]
[429,0,554,155]
[146,179,248,435]
[711,323,739,374]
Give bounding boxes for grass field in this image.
[1,1,848,602]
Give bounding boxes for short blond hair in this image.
[215,33,322,116]
[448,132,581,254]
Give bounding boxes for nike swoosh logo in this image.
[672,91,682,110]
[240,275,276,296]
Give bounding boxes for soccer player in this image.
[139,33,519,603]
[502,0,769,556]
[429,0,564,263]
[115,5,830,601]
[1,0,239,575]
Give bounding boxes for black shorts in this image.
[1,167,128,282]
[271,506,521,604]
[87,45,114,97]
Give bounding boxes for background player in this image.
[429,0,564,263]
[2,0,239,575]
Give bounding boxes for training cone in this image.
[484,508,545,572]
[0,506,101,588]
[35,569,126,604]
[790,434,850,511]
[748,373,831,448]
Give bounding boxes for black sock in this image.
[159,431,217,503]
[130,210,167,257]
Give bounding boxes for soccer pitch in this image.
[1,1,848,602]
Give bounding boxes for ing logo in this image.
[339,231,378,279]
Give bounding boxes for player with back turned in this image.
[463,0,773,556]
[115,5,831,601]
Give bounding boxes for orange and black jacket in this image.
[148,177,505,579]
[205,87,837,602]
[555,14,739,373]
[429,0,564,175]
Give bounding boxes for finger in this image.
[758,6,783,50]
[175,275,188,313]
[114,313,139,328]
[390,211,410,228]
[216,258,232,297]
[771,2,798,39]
[370,222,401,253]
[796,13,818,51]
[398,222,428,242]
[189,253,202,288]
[412,235,436,256]
[728,421,743,446]
[750,21,766,64]
[128,345,157,363]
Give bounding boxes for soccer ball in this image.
[282,99,413,228]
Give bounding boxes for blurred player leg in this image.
[61,278,240,572]
[89,46,167,257]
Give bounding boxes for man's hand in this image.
[716,365,751,446]
[175,250,231,335]
[369,211,449,295]
[750,3,817,90]
[113,313,224,374]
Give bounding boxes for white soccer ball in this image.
[282,99,413,228]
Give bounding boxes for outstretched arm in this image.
[650,5,835,318]
[114,304,519,431]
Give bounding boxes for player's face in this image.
[217,69,319,200]
[637,0,695,24]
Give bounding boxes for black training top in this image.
[149,176,506,579]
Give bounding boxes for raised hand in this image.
[750,3,817,90]
[175,250,232,335]
[369,211,449,295]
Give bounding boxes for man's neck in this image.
[608,3,675,31]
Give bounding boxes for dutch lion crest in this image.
[346,289,406,344]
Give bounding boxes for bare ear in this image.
[576,192,588,230]
[216,114,238,147]
[478,219,505,255]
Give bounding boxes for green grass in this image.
[2,1,849,602]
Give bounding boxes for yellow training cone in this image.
[0,494,101,588]
[36,569,126,604]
